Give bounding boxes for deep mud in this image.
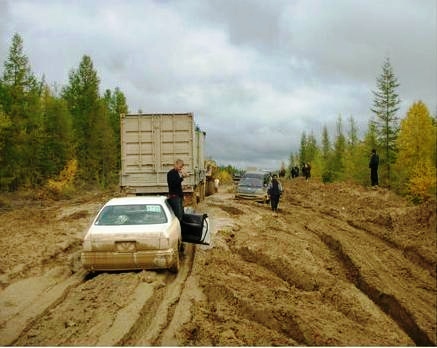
[0,179,435,346]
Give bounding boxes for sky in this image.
[0,0,436,170]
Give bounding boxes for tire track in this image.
[305,218,436,346]
[122,243,196,345]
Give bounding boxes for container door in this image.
[180,213,210,245]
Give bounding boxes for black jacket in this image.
[167,169,184,197]
[369,153,379,169]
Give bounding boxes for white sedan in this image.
[81,196,209,273]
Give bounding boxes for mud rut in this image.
[0,180,435,346]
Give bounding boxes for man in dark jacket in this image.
[167,159,188,220]
[267,174,283,215]
[369,149,379,186]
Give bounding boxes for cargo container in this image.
[120,113,206,203]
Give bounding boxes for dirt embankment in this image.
[0,179,435,346]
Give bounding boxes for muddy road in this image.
[0,179,435,346]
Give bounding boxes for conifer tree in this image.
[343,116,366,183]
[62,55,116,185]
[103,87,128,169]
[333,116,346,180]
[371,57,401,188]
[321,125,334,182]
[39,86,73,179]
[394,101,436,200]
[0,33,42,189]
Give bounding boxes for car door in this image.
[180,213,210,245]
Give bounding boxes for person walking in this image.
[267,174,283,216]
[369,149,379,186]
[167,159,188,220]
[302,163,311,181]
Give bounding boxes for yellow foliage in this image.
[396,101,435,171]
[395,101,436,199]
[407,160,436,201]
[46,159,78,196]
[217,170,233,184]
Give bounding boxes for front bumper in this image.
[235,192,268,202]
[81,249,176,271]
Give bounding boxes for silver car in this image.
[81,196,209,273]
[235,171,271,202]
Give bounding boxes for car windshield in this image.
[239,177,264,188]
[95,204,167,225]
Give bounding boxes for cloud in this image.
[0,0,435,170]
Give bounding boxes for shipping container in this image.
[120,113,206,203]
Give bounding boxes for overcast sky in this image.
[1,0,436,170]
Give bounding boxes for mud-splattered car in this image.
[235,171,271,203]
[81,196,209,273]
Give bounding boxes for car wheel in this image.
[169,247,180,273]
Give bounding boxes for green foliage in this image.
[0,33,129,192]
[0,107,12,153]
[62,55,118,186]
[299,131,318,165]
[343,116,368,185]
[103,87,128,169]
[39,86,73,178]
[0,33,44,189]
[371,57,401,187]
[218,164,242,177]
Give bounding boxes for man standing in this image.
[167,159,188,220]
[302,163,311,181]
[369,149,379,186]
[267,174,283,216]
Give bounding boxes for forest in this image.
[0,33,435,202]
[288,57,436,202]
[0,33,127,194]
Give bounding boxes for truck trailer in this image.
[120,113,206,204]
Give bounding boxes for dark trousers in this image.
[370,168,379,186]
[270,194,280,212]
[168,196,184,220]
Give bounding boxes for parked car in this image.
[235,171,271,203]
[81,196,209,273]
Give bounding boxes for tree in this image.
[394,101,436,200]
[371,57,401,188]
[0,107,12,155]
[320,125,334,182]
[62,55,117,185]
[0,33,43,189]
[332,115,346,181]
[343,116,367,184]
[299,131,317,165]
[103,87,128,169]
[39,85,73,179]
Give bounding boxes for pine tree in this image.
[343,116,366,184]
[371,57,401,188]
[0,33,43,189]
[103,87,128,169]
[331,115,346,181]
[321,125,334,182]
[62,55,112,184]
[39,85,73,179]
